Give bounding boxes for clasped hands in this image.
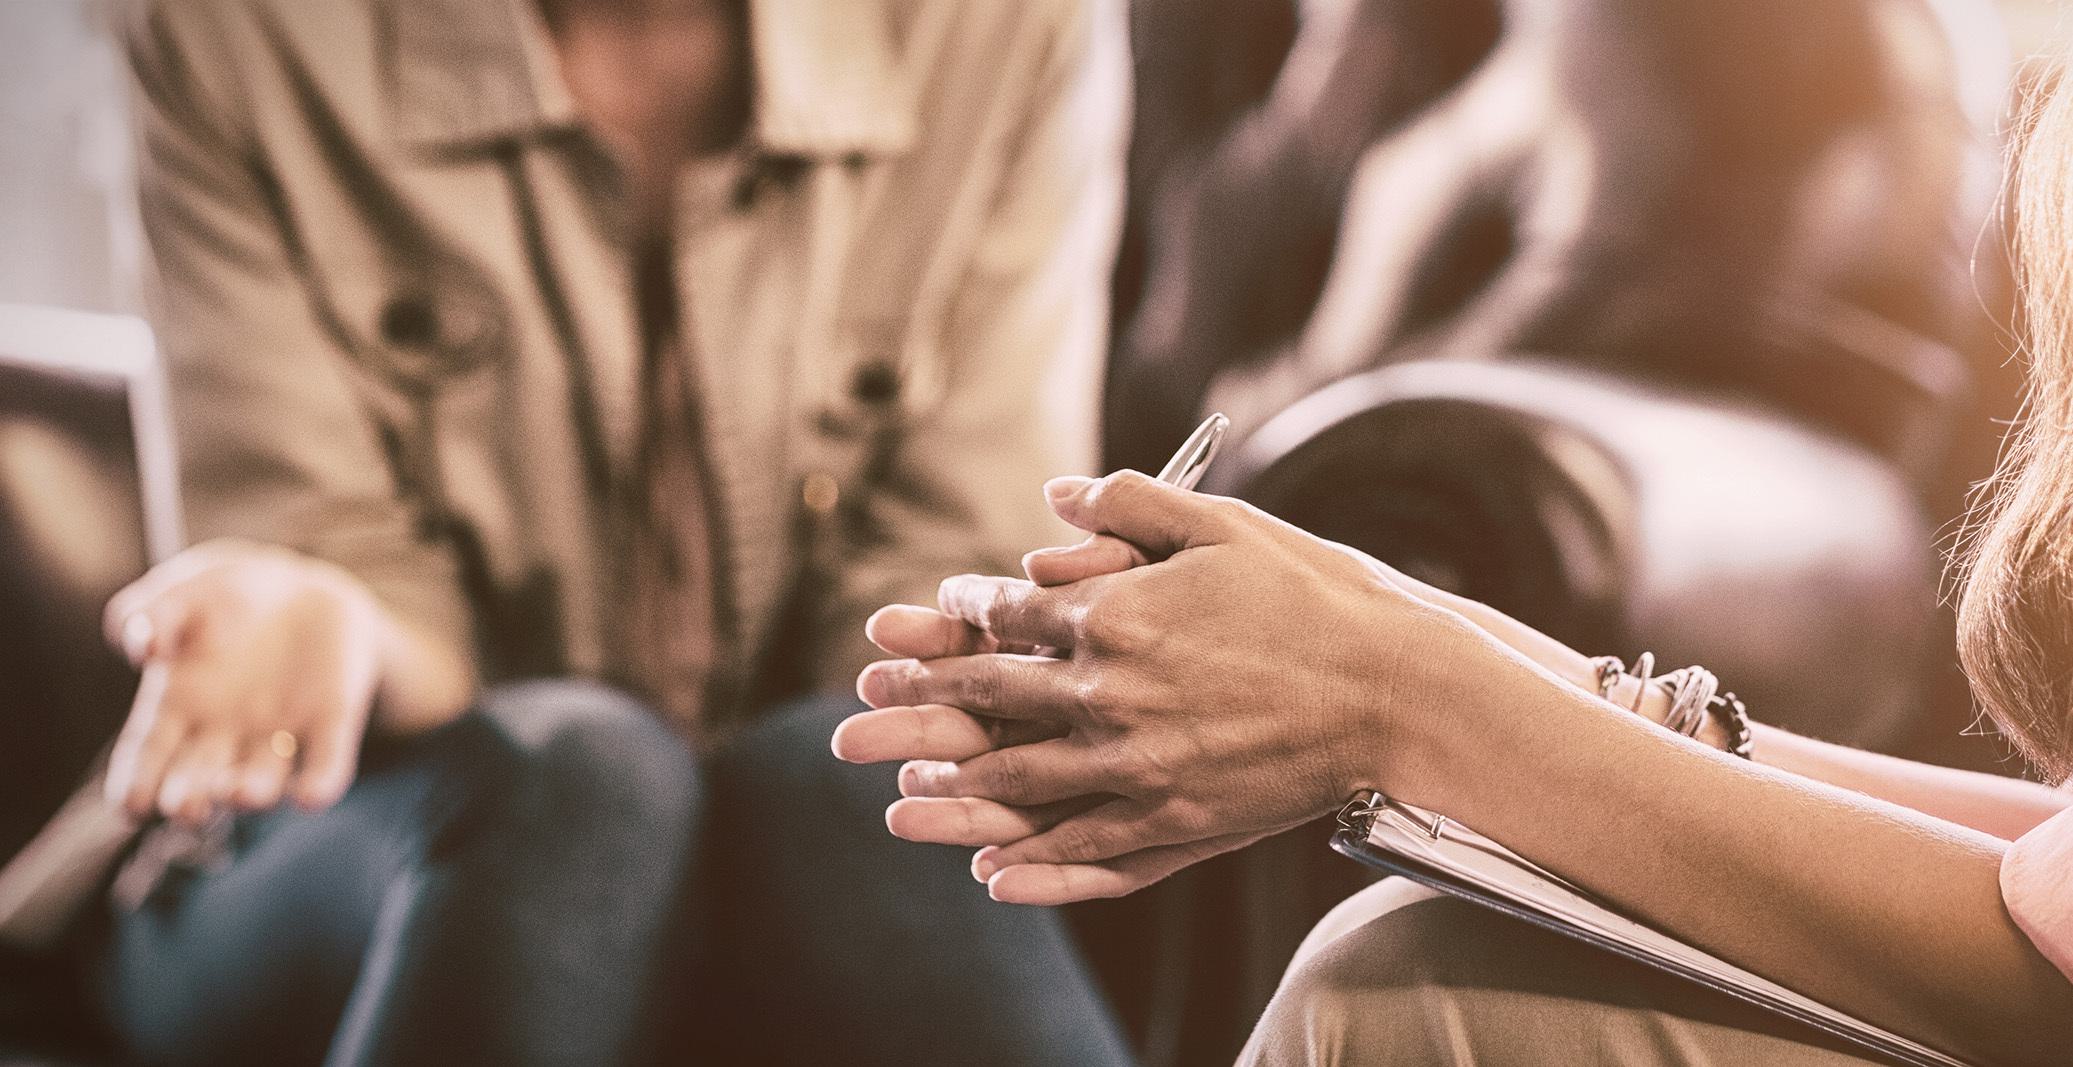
[834,470,1507,906]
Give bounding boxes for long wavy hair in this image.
[1957,64,2073,784]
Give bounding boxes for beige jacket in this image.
[121,0,1126,723]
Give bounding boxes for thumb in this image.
[1043,470,1244,558]
[103,583,201,666]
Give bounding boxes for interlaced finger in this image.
[983,830,1269,906]
[972,797,1207,872]
[936,575,1083,650]
[898,738,1115,807]
[832,704,1063,764]
[865,604,1000,660]
[856,654,1076,720]
[882,794,1104,848]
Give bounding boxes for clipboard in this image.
[1331,794,1970,1067]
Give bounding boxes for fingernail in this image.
[855,661,892,707]
[121,612,155,662]
[1044,476,1094,502]
[899,760,938,796]
[972,848,1000,882]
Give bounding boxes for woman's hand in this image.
[838,472,1513,904]
[101,540,394,825]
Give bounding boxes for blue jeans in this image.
[91,682,1131,1067]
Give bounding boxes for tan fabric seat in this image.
[1240,879,1883,1067]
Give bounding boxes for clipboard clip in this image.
[1336,789,1449,841]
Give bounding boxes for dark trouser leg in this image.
[693,696,1135,1067]
[94,680,700,1067]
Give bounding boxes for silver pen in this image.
[1154,412,1231,490]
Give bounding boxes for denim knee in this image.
[711,695,874,803]
[471,679,703,847]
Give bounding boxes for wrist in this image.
[372,613,477,733]
[1334,606,1515,810]
[298,557,474,733]
[1591,654,1739,754]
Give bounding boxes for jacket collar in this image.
[388,0,917,159]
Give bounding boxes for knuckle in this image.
[956,660,1002,710]
[1123,747,1179,794]
[937,573,978,617]
[867,661,916,706]
[1070,670,1110,720]
[1073,596,1112,646]
[1049,820,1107,862]
[1209,494,1259,529]
[983,580,1021,634]
[984,753,1031,800]
[1101,470,1155,507]
[1160,797,1209,836]
[886,662,923,706]
[1076,592,1147,652]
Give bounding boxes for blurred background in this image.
[2,0,2070,1063]
[6,1,2062,325]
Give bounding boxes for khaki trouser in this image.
[1239,879,1883,1066]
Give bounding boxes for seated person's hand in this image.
[836,472,1513,905]
[100,539,387,826]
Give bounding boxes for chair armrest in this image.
[1204,358,1938,749]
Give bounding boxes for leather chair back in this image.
[1210,359,1939,744]
[0,307,176,866]
[1110,0,2006,480]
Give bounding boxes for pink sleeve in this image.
[2003,805,2073,981]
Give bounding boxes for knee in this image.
[473,679,703,838]
[705,695,900,844]
[1246,882,1501,1067]
[713,695,873,799]
[1249,880,1772,1067]
[1291,878,1447,966]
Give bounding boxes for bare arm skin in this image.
[1750,727,2069,841]
[836,472,2073,1066]
[1379,561,2073,841]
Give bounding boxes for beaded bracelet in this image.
[1589,653,1754,760]
[1711,690,1757,760]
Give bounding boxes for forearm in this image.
[1752,725,2070,841]
[1386,645,2073,1066]
[1391,561,2073,839]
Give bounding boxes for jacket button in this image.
[380,294,440,348]
[802,472,840,516]
[851,361,900,404]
